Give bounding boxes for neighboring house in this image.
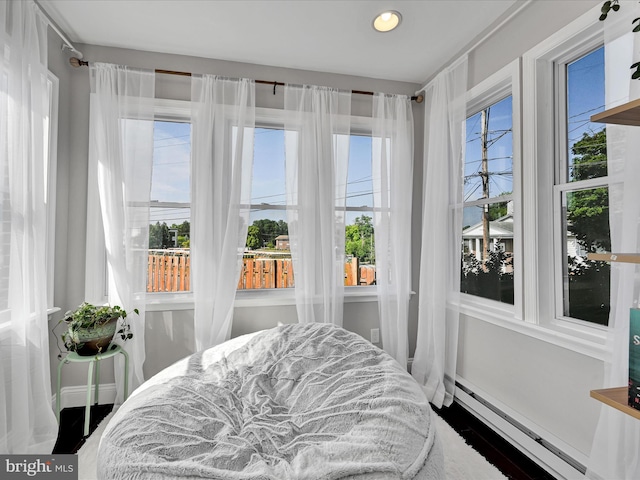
[462,213,514,262]
[275,235,290,250]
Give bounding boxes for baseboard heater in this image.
[454,381,587,478]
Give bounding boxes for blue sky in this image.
[149,45,605,234]
[462,45,605,229]
[149,125,375,228]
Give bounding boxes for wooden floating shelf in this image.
[591,98,640,126]
[587,253,640,264]
[590,387,640,420]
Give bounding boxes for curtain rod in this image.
[69,57,424,103]
[34,0,84,59]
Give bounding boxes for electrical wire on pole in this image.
[481,108,490,265]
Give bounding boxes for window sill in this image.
[459,296,610,362]
[145,287,391,311]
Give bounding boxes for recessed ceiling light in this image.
[373,10,402,32]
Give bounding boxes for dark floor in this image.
[434,402,558,480]
[52,403,114,454]
[54,401,557,479]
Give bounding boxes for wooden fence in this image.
[147,250,191,293]
[147,251,375,292]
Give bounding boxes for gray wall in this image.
[47,42,422,390]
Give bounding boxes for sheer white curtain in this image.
[284,85,351,326]
[89,63,155,402]
[191,76,255,350]
[372,93,414,367]
[0,0,58,454]
[587,3,640,478]
[412,56,467,408]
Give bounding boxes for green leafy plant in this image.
[599,0,621,21]
[599,1,640,79]
[58,302,137,354]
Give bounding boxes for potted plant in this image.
[60,302,137,356]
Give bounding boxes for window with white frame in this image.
[88,102,380,303]
[462,95,514,304]
[521,9,610,347]
[238,125,376,291]
[556,45,610,326]
[461,60,521,313]
[45,73,59,310]
[0,72,58,316]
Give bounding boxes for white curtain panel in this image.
[0,0,58,454]
[191,76,255,350]
[412,56,467,408]
[284,85,351,326]
[587,3,640,478]
[89,63,155,402]
[371,93,414,367]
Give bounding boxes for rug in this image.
[77,410,506,480]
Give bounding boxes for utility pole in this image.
[481,108,490,265]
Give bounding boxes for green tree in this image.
[149,222,171,249]
[345,215,375,264]
[567,129,610,251]
[174,220,190,237]
[247,219,288,249]
[487,197,512,221]
[246,225,261,250]
[170,221,190,248]
[565,129,610,325]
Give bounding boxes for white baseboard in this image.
[454,376,587,480]
[51,383,117,411]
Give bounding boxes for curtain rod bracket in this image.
[69,57,89,68]
[273,81,277,96]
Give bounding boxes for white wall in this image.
[46,42,423,391]
[455,0,604,460]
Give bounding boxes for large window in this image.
[556,46,610,326]
[142,113,378,297]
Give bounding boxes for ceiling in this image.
[39,0,522,85]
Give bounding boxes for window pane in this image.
[461,204,514,304]
[244,128,292,289]
[465,96,513,202]
[566,47,606,182]
[243,130,377,290]
[148,121,191,293]
[151,121,191,204]
[463,94,514,305]
[346,135,375,286]
[561,187,610,325]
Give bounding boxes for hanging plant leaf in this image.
[600,1,640,80]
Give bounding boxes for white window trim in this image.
[461,59,523,321]
[85,99,384,309]
[46,72,59,309]
[515,3,608,357]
